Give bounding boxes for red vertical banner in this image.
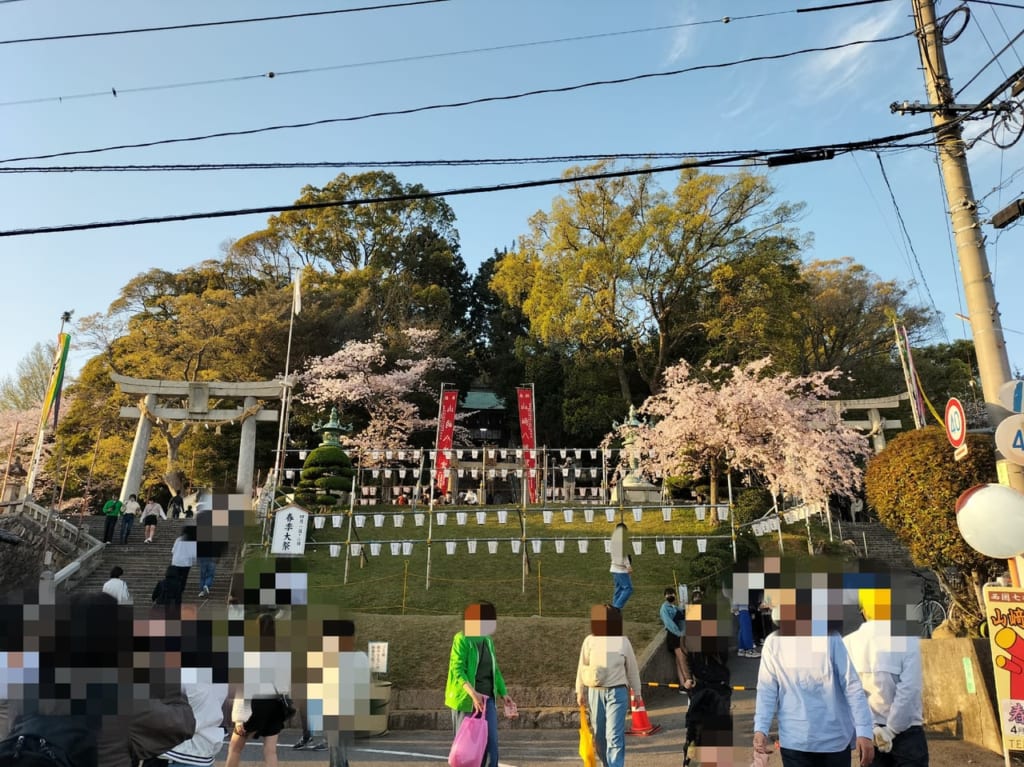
[434,389,459,494]
[517,386,538,503]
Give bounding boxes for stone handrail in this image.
[20,500,104,589]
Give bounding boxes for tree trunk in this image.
[615,356,632,406]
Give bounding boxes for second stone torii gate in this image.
[113,373,280,501]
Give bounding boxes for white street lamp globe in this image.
[956,483,1024,559]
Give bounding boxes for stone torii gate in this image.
[113,373,281,501]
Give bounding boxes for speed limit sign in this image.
[945,398,967,448]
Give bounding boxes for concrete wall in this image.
[921,637,1002,754]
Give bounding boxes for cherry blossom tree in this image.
[617,357,869,508]
[300,328,454,454]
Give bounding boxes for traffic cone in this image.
[626,688,661,736]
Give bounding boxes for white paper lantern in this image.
[414,513,425,526]
[717,505,729,521]
[497,510,508,524]
[436,513,447,526]
[350,543,362,556]
[656,540,666,555]
[370,542,381,556]
[672,539,682,554]
[532,539,542,554]
[487,540,499,554]
[467,540,478,554]
[695,507,706,521]
[585,508,595,523]
[331,515,342,528]
[445,541,457,555]
[390,542,401,556]
[355,515,366,528]
[329,544,340,558]
[662,507,672,522]
[313,515,326,529]
[374,514,385,528]
[476,512,487,525]
[393,514,404,528]
[578,539,589,553]
[697,538,707,553]
[543,510,553,525]
[604,539,612,554]
[402,541,413,556]
[631,540,642,556]
[457,512,468,526]
[555,539,565,553]
[563,509,574,524]
[605,508,616,523]
[632,507,643,522]
[511,539,521,554]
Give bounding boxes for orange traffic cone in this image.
[626,688,661,736]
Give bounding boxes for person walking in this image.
[225,611,293,767]
[609,522,633,610]
[844,579,929,767]
[102,565,132,605]
[753,585,875,767]
[168,525,197,604]
[101,496,123,544]
[575,604,644,767]
[119,494,141,545]
[445,601,517,767]
[142,495,166,543]
[659,587,693,693]
[194,507,227,599]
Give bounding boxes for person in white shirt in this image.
[167,525,197,604]
[142,496,167,544]
[102,565,132,605]
[575,604,643,767]
[844,579,928,767]
[753,584,875,767]
[120,494,142,545]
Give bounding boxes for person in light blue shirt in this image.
[753,585,875,767]
[658,587,693,692]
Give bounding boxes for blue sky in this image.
[2,0,1024,387]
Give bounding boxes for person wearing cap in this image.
[844,582,928,766]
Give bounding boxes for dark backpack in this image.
[0,715,97,767]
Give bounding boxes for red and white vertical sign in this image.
[434,388,459,493]
[517,386,538,503]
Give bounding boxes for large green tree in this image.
[0,341,56,411]
[491,164,805,405]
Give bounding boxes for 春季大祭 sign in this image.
[271,503,309,555]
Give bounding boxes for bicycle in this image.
[911,569,947,638]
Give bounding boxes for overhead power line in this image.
[0,0,450,46]
[0,30,916,165]
[0,121,981,238]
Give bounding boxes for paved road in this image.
[222,653,1015,765]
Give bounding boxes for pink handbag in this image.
[449,709,488,767]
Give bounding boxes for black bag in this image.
[277,692,296,721]
[0,714,97,767]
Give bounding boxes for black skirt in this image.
[665,630,681,653]
[143,514,159,526]
[242,696,289,738]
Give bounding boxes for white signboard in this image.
[367,641,389,673]
[271,504,309,555]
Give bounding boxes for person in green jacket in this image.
[445,601,517,767]
[101,496,123,545]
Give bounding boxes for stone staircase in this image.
[835,519,915,567]
[70,516,239,607]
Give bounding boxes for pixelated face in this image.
[590,604,623,636]
[464,603,496,636]
[683,602,732,655]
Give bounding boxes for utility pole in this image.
[907,1,1024,575]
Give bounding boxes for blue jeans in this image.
[119,514,134,544]
[199,557,216,591]
[737,606,754,650]
[611,572,633,609]
[451,696,498,767]
[588,685,628,767]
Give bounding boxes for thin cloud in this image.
[797,5,904,101]
[664,14,698,65]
